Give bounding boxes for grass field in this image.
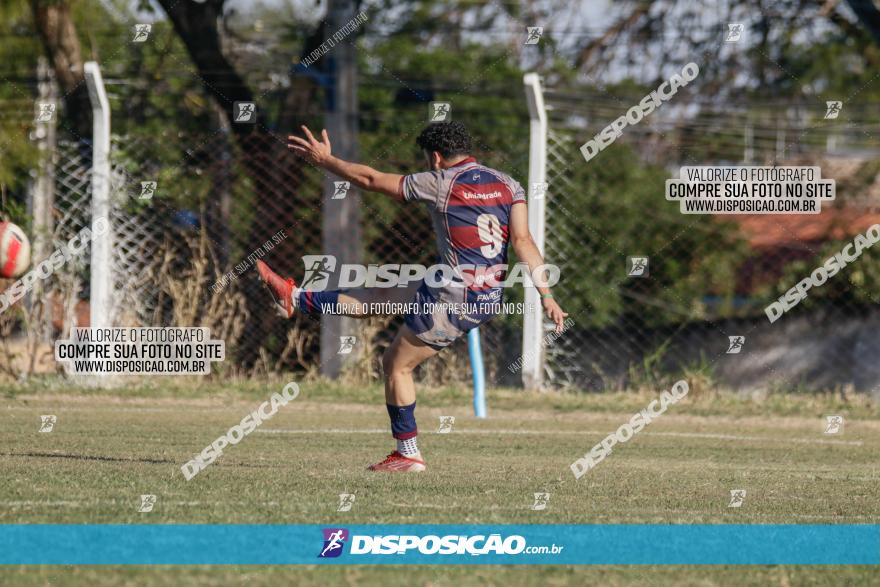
[1,377,878,585]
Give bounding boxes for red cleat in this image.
[256,260,297,319]
[367,451,426,473]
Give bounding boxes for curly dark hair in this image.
[415,121,472,158]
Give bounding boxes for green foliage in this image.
[543,140,751,327]
[2,0,874,331]
[769,232,880,308]
[354,29,752,328]
[0,2,40,201]
[357,37,530,273]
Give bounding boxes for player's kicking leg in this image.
[256,259,441,473]
[367,325,439,472]
[255,260,412,318]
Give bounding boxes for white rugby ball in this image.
[0,221,31,278]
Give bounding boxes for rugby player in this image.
[257,121,567,472]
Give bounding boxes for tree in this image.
[31,0,91,139]
[154,0,361,366]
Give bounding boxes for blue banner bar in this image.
[0,524,877,565]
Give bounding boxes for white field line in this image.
[2,404,866,446]
[2,500,879,522]
[254,428,864,446]
[383,502,880,521]
[1,406,871,447]
[2,405,234,413]
[0,500,281,507]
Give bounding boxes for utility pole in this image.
[321,0,363,377]
[31,57,57,262]
[28,56,57,347]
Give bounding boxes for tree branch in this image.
[575,2,651,70]
[31,0,92,139]
[155,0,255,136]
[845,0,880,45]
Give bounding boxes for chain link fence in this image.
[11,125,513,383]
[7,75,880,394]
[541,87,880,393]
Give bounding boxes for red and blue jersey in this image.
[399,157,526,304]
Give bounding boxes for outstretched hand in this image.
[543,297,569,333]
[288,125,332,166]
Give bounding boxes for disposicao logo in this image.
[319,528,349,558]
[316,529,563,558]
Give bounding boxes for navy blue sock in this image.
[297,290,340,314]
[386,401,417,440]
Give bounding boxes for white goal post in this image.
[84,61,114,330]
[521,73,547,390]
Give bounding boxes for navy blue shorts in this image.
[403,281,501,349]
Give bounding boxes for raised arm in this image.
[288,126,403,200]
[509,202,569,332]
